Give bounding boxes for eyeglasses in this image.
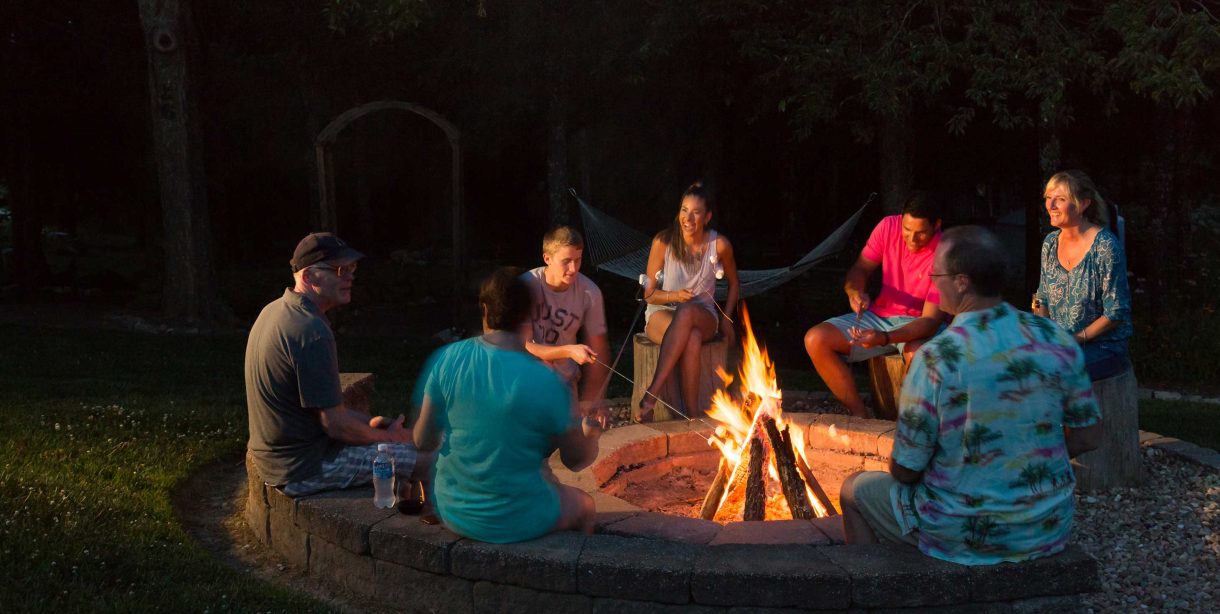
[312,262,358,278]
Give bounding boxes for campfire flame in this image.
[705,304,830,518]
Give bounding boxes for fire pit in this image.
[244,372,1103,611]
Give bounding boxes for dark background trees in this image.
[3,0,1220,365]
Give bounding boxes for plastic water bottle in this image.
[372,444,396,508]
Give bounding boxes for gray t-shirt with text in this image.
[523,267,607,384]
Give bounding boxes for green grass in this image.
[0,323,436,612]
[1139,399,1220,451]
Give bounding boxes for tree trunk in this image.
[878,112,913,216]
[2,8,48,294]
[546,94,570,226]
[137,0,228,324]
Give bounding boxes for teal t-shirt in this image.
[415,337,574,543]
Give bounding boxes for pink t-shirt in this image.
[860,215,941,318]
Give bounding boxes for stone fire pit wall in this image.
[242,377,1100,612]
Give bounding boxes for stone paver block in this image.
[472,581,593,614]
[244,452,267,507]
[549,455,600,492]
[1008,594,1085,613]
[310,535,375,598]
[646,420,717,456]
[806,414,854,450]
[691,544,850,609]
[875,428,897,458]
[668,452,720,472]
[821,543,969,608]
[369,512,464,573]
[339,372,375,413]
[1137,430,1164,445]
[593,598,722,613]
[592,425,668,485]
[594,511,640,531]
[451,531,586,592]
[780,409,818,430]
[810,515,846,545]
[295,487,396,554]
[861,457,889,472]
[1147,438,1220,469]
[578,535,697,604]
[591,493,643,514]
[244,488,269,545]
[969,545,1099,601]
[267,488,309,569]
[622,458,677,485]
[375,560,474,614]
[808,416,894,455]
[601,511,721,544]
[710,520,830,546]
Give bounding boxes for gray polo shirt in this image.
[245,289,343,485]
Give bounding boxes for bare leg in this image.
[839,471,879,544]
[901,337,927,381]
[641,305,716,415]
[678,333,703,416]
[804,322,869,417]
[551,484,595,534]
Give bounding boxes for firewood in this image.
[698,457,730,520]
[762,417,815,520]
[743,436,766,521]
[793,449,839,516]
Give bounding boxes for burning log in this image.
[761,417,814,520]
[698,458,730,520]
[742,436,766,521]
[794,449,839,516]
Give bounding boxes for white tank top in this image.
[645,230,719,322]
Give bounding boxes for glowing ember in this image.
[704,304,832,519]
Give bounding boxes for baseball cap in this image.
[290,232,365,272]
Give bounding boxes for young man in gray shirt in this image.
[521,226,611,404]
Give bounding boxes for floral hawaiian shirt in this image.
[891,303,1101,565]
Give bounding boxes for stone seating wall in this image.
[241,376,1101,612]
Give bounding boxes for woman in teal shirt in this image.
[413,268,604,542]
[1034,170,1132,381]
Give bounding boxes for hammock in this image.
[574,190,871,300]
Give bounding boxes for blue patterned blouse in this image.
[1035,228,1132,357]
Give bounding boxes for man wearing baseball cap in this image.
[245,232,428,508]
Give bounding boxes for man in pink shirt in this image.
[804,193,945,418]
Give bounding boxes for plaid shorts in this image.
[280,442,419,497]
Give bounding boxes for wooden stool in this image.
[631,333,728,422]
[1072,366,1142,492]
[866,353,905,420]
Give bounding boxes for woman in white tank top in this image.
[639,182,740,420]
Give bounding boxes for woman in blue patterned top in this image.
[1033,170,1132,381]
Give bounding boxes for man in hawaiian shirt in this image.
[838,225,1102,565]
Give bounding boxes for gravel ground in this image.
[606,405,1219,611]
[1074,449,1220,612]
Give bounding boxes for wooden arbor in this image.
[314,101,466,327]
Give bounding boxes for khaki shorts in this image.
[850,471,918,547]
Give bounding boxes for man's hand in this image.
[567,344,599,365]
[369,414,411,443]
[849,291,871,316]
[848,327,888,349]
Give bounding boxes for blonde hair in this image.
[1046,170,1109,227]
[542,226,584,255]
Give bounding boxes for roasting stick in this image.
[589,356,720,430]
